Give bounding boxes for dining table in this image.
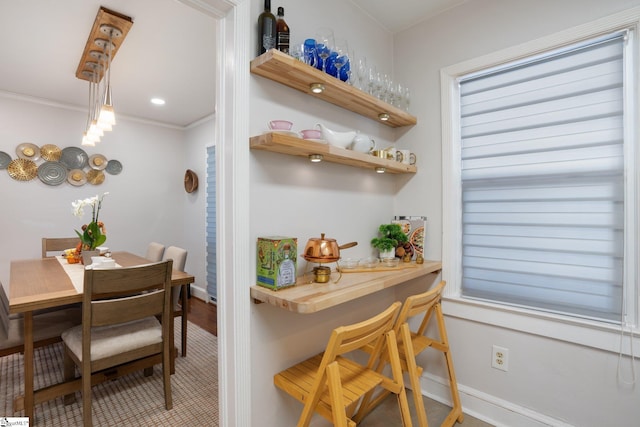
[8,251,195,422]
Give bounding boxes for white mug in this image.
[399,149,417,165]
[385,147,398,161]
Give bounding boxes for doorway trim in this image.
[179,1,251,426]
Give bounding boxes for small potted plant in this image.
[371,223,408,259]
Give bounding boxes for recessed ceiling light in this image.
[150,97,166,105]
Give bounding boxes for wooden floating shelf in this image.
[250,132,417,174]
[250,49,417,128]
[250,260,442,314]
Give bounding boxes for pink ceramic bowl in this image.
[300,129,322,140]
[268,120,293,130]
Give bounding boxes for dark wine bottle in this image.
[257,0,276,55]
[276,7,290,54]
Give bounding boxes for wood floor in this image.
[186,296,217,336]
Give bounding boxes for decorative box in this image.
[392,216,427,259]
[256,236,297,290]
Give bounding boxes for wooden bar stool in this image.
[273,302,413,427]
[359,281,464,427]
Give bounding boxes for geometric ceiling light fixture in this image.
[77,7,133,145]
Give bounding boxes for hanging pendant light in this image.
[88,63,104,141]
[76,7,132,144]
[96,25,119,131]
[81,67,100,146]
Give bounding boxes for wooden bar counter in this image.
[250,260,442,314]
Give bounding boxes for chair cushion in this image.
[62,316,162,362]
[0,307,82,351]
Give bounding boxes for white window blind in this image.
[459,32,627,322]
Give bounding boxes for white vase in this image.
[379,248,395,260]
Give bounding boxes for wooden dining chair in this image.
[42,237,80,258]
[162,246,188,356]
[273,302,413,427]
[145,242,165,262]
[358,281,464,427]
[61,260,174,427]
[0,282,81,357]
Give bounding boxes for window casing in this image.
[441,9,640,354]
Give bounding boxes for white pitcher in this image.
[316,123,357,149]
[350,132,376,153]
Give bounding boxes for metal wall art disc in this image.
[86,169,105,185]
[105,159,123,175]
[89,154,108,170]
[0,151,11,169]
[40,144,62,161]
[67,169,87,186]
[37,161,68,186]
[7,158,38,181]
[59,147,89,170]
[16,143,41,161]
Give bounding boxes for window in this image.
[441,11,639,349]
[459,32,627,323]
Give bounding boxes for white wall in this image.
[0,96,189,289]
[393,0,640,426]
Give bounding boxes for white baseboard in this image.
[190,285,211,303]
[417,372,573,427]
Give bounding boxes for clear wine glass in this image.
[374,72,384,99]
[382,74,392,103]
[356,56,368,90]
[290,41,304,62]
[367,66,377,96]
[332,39,349,81]
[395,83,404,108]
[404,86,411,112]
[315,28,334,73]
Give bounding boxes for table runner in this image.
[55,256,85,293]
[54,256,121,293]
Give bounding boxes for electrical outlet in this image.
[492,345,509,371]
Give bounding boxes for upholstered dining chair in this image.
[61,260,174,427]
[145,242,165,262]
[273,302,413,427]
[358,281,464,427]
[161,246,188,356]
[0,282,81,357]
[42,237,80,258]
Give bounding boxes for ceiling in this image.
[0,0,462,129]
[0,0,217,128]
[353,0,468,33]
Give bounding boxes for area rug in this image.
[0,321,218,426]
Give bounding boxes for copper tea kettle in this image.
[303,233,357,264]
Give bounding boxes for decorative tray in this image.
[338,262,418,273]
